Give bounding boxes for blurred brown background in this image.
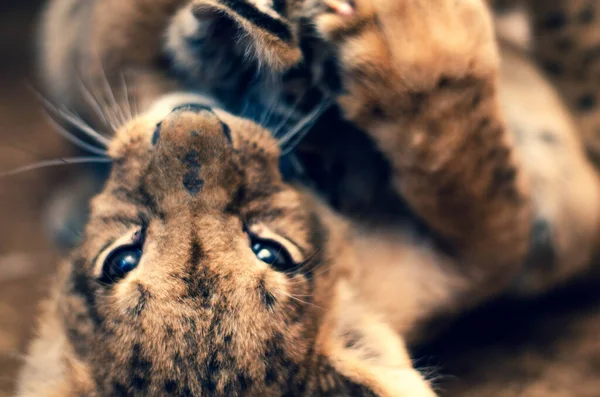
[1,1,600,396]
[0,1,71,395]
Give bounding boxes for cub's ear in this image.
[191,0,302,73]
[315,281,438,397]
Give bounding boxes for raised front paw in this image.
[305,0,500,121]
[165,0,302,86]
[164,4,246,87]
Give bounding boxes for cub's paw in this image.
[306,0,499,104]
[164,4,246,87]
[164,1,302,85]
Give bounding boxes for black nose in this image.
[172,103,214,114]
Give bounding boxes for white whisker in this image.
[259,93,278,127]
[30,88,112,147]
[279,96,331,155]
[120,73,134,121]
[54,107,111,147]
[273,89,309,138]
[34,93,111,147]
[44,115,108,156]
[99,63,127,127]
[78,76,118,132]
[0,157,112,177]
[274,288,323,309]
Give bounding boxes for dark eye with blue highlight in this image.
[100,246,143,284]
[251,237,295,272]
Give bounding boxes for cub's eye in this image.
[251,237,296,272]
[100,246,142,284]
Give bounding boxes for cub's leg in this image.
[310,0,532,296]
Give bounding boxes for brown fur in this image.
[22,0,600,395]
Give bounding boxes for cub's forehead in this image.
[100,99,293,222]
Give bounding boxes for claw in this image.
[324,0,355,16]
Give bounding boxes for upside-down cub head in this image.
[43,104,427,396]
[63,104,326,395]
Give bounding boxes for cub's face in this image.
[59,104,338,395]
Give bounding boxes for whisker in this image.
[274,288,323,309]
[0,156,112,178]
[239,96,251,120]
[52,107,111,147]
[99,63,127,127]
[132,91,139,119]
[272,89,309,138]
[279,97,331,155]
[28,84,112,146]
[44,114,108,156]
[78,76,118,133]
[278,97,329,145]
[259,93,278,127]
[0,139,48,159]
[284,252,333,285]
[120,72,134,121]
[34,93,111,147]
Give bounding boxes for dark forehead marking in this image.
[179,150,204,195]
[183,170,204,195]
[181,150,201,168]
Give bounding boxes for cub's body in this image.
[18,0,600,395]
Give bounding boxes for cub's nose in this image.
[147,104,240,202]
